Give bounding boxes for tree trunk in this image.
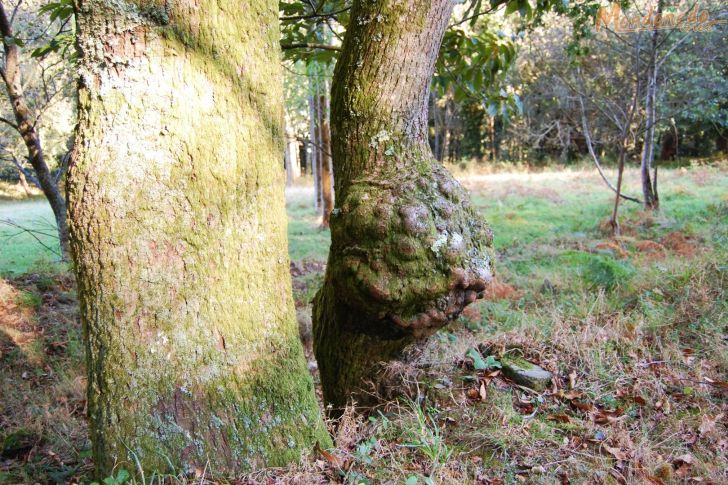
[313,0,494,409]
[309,92,322,211]
[640,0,662,210]
[441,90,453,162]
[285,124,301,186]
[0,5,70,259]
[69,0,330,477]
[319,91,334,228]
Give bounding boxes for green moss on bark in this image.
[314,1,496,408]
[70,0,330,477]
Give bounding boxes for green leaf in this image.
[484,355,502,369]
[115,469,130,484]
[405,476,419,485]
[466,348,488,370]
[4,36,24,47]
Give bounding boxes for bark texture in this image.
[0,4,70,258]
[69,0,330,476]
[313,0,494,408]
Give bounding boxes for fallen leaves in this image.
[698,413,724,439]
[316,443,348,470]
[603,444,629,461]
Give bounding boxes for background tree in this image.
[69,0,330,476]
[0,0,75,257]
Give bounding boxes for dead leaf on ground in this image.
[479,381,487,401]
[635,240,667,256]
[595,241,629,258]
[547,413,571,423]
[672,453,696,472]
[604,445,628,461]
[704,376,728,392]
[698,413,723,437]
[563,390,583,400]
[316,444,347,470]
[644,476,666,485]
[570,400,593,412]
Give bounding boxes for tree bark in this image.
[313,0,494,409]
[0,4,70,259]
[69,0,330,476]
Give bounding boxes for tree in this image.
[0,0,72,258]
[68,0,330,476]
[313,0,496,408]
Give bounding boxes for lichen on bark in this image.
[313,0,495,408]
[69,0,330,477]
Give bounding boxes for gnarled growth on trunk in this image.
[69,0,330,477]
[313,0,494,408]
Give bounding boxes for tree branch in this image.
[7,153,41,188]
[280,6,350,22]
[0,115,18,129]
[578,95,642,204]
[280,42,340,52]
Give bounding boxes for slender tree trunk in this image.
[441,89,453,162]
[0,5,70,259]
[285,122,298,186]
[319,90,334,229]
[69,0,330,476]
[640,1,662,210]
[308,93,321,210]
[489,116,496,161]
[313,0,494,409]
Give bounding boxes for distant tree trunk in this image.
[309,91,322,210]
[285,123,300,186]
[319,90,334,228]
[69,0,330,477]
[432,93,442,160]
[717,128,728,152]
[640,0,662,210]
[441,89,453,162]
[313,0,494,409]
[0,4,69,259]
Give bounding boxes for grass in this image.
[0,198,67,276]
[0,163,726,483]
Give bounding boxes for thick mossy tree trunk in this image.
[313,0,494,408]
[69,0,330,477]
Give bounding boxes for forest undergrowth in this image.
[1,164,726,484]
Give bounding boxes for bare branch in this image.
[0,115,18,129]
[281,42,340,52]
[280,6,350,22]
[578,95,642,204]
[0,219,61,258]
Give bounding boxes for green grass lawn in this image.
[0,199,67,277]
[1,163,726,483]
